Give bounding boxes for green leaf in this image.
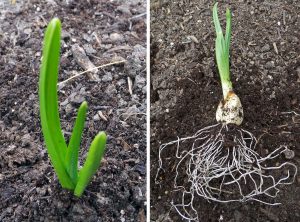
[40,18,107,195]
[66,101,88,184]
[39,18,75,190]
[74,132,107,197]
[225,8,231,60]
[212,3,232,95]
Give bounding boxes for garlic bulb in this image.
[216,91,243,125]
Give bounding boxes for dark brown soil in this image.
[151,0,300,221]
[0,0,146,221]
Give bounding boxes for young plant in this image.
[39,18,107,197]
[213,3,243,125]
[156,3,297,220]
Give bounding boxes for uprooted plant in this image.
[156,3,297,221]
[39,18,107,197]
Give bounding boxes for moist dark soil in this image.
[0,0,146,221]
[151,0,300,221]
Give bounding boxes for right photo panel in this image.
[150,1,300,221]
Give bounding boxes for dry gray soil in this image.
[0,0,146,221]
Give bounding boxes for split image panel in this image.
[0,0,146,220]
[150,1,300,221]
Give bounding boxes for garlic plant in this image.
[39,18,107,197]
[213,3,243,125]
[156,3,297,221]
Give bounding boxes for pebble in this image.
[265,61,275,69]
[21,133,32,147]
[135,74,146,88]
[93,113,100,121]
[70,94,85,104]
[83,44,96,54]
[117,79,126,86]
[61,30,71,40]
[72,203,85,214]
[82,33,92,42]
[102,72,113,82]
[116,4,132,16]
[261,44,270,52]
[65,103,73,114]
[96,194,110,205]
[134,164,146,175]
[132,186,144,205]
[118,98,128,107]
[283,148,295,159]
[105,84,117,95]
[110,33,124,42]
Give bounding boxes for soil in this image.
[150,0,300,221]
[0,0,146,221]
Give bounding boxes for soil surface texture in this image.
[0,0,146,221]
[151,0,300,221]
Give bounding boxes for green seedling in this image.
[39,18,107,197]
[213,3,243,125]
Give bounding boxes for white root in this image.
[156,124,297,221]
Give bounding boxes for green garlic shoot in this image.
[39,18,107,197]
[213,3,243,125]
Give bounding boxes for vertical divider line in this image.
[146,0,151,221]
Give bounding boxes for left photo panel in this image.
[0,0,146,221]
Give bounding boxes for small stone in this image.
[117,79,126,86]
[21,134,32,147]
[116,5,132,16]
[65,103,73,114]
[105,85,117,95]
[36,187,46,196]
[72,203,85,214]
[134,164,146,175]
[265,61,275,69]
[24,28,32,35]
[132,186,144,206]
[61,30,71,40]
[83,44,96,54]
[135,74,146,88]
[283,148,295,159]
[110,33,124,42]
[96,194,110,205]
[270,91,276,99]
[93,113,100,121]
[71,94,85,104]
[82,33,92,42]
[248,52,254,58]
[261,44,270,52]
[102,72,113,82]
